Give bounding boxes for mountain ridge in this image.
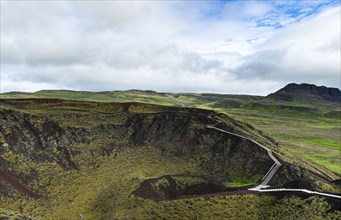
[267,83,341,104]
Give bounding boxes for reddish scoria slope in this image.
[0,168,40,198]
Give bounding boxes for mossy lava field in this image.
[0,99,340,219]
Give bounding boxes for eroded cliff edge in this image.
[0,99,338,200]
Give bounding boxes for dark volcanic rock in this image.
[331,179,341,186]
[133,176,179,200]
[282,178,315,190]
[0,99,332,199]
[267,83,341,103]
[0,109,78,171]
[133,175,229,200]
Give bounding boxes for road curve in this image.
[206,116,341,200]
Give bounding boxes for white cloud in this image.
[222,1,273,20]
[0,1,339,95]
[236,6,340,87]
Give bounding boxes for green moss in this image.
[1,95,340,218]
[1,146,206,219]
[268,196,341,219]
[225,169,261,187]
[0,209,33,220]
[174,176,206,187]
[1,150,35,178]
[0,133,5,143]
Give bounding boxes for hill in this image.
[266,83,341,105]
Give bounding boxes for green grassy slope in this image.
[2,89,340,176]
[1,99,340,219]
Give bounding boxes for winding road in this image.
[206,116,341,200]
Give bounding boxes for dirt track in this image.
[0,168,40,198]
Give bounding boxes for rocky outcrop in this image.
[0,108,272,178]
[267,83,341,104]
[0,109,78,171]
[0,99,333,199]
[133,175,231,200]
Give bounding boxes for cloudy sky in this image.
[1,1,340,95]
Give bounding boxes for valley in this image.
[0,83,340,219]
[2,1,340,218]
